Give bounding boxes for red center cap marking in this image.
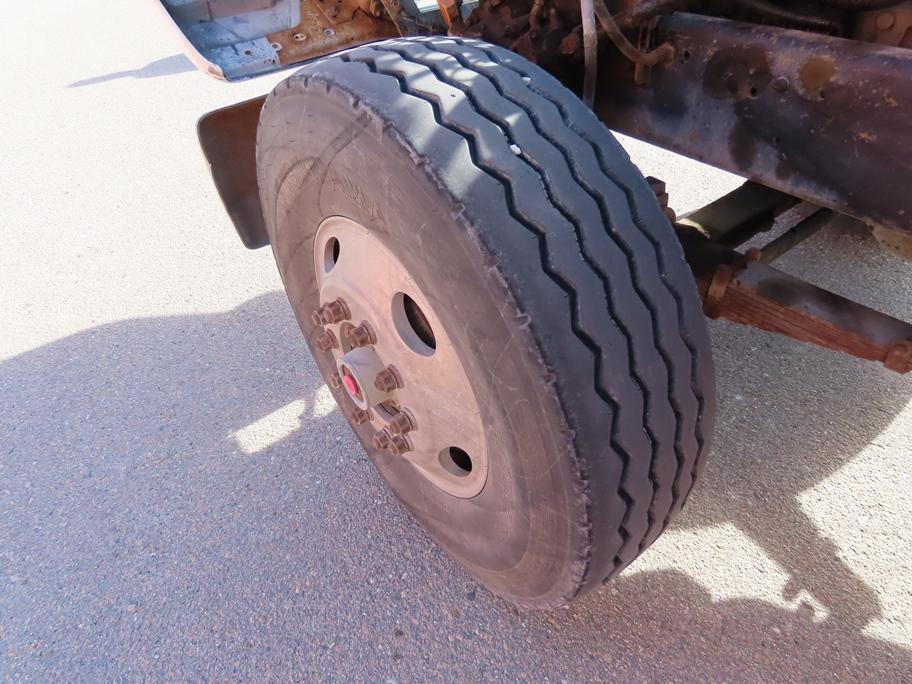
[342,373,360,398]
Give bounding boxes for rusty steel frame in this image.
[596,12,912,236]
[191,2,912,375]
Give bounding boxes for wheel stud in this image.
[388,410,414,435]
[315,329,338,352]
[388,434,412,457]
[329,372,342,389]
[374,366,401,392]
[372,428,392,450]
[320,298,350,324]
[347,322,376,348]
[350,408,372,425]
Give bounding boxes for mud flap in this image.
[197,95,270,249]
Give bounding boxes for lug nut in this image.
[388,434,412,457]
[315,329,338,352]
[374,366,401,392]
[388,410,414,435]
[310,310,324,326]
[329,372,342,389]
[347,322,376,348]
[317,298,350,325]
[372,429,392,450]
[877,11,895,31]
[350,408,372,425]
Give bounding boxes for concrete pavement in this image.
[1,2,911,681]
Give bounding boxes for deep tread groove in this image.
[390,39,686,553]
[450,38,711,533]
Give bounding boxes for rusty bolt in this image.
[318,298,349,325]
[347,322,376,348]
[374,366,402,393]
[388,434,412,457]
[372,429,392,450]
[329,372,342,389]
[559,33,580,56]
[388,410,415,435]
[310,310,324,326]
[315,329,338,352]
[350,408,372,425]
[876,12,895,31]
[884,340,912,374]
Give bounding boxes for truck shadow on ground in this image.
[2,224,910,680]
[67,54,195,88]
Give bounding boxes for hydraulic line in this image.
[581,0,598,107]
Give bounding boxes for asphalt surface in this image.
[2,3,911,682]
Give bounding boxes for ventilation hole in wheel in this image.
[439,447,472,477]
[392,292,436,356]
[323,237,340,272]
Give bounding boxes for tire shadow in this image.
[674,217,911,629]
[2,220,910,681]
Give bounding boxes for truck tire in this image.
[256,36,716,608]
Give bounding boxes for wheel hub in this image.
[335,347,390,410]
[341,372,360,399]
[311,217,489,498]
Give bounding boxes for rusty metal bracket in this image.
[703,264,734,319]
[595,0,675,66]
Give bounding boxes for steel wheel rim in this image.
[312,216,489,498]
